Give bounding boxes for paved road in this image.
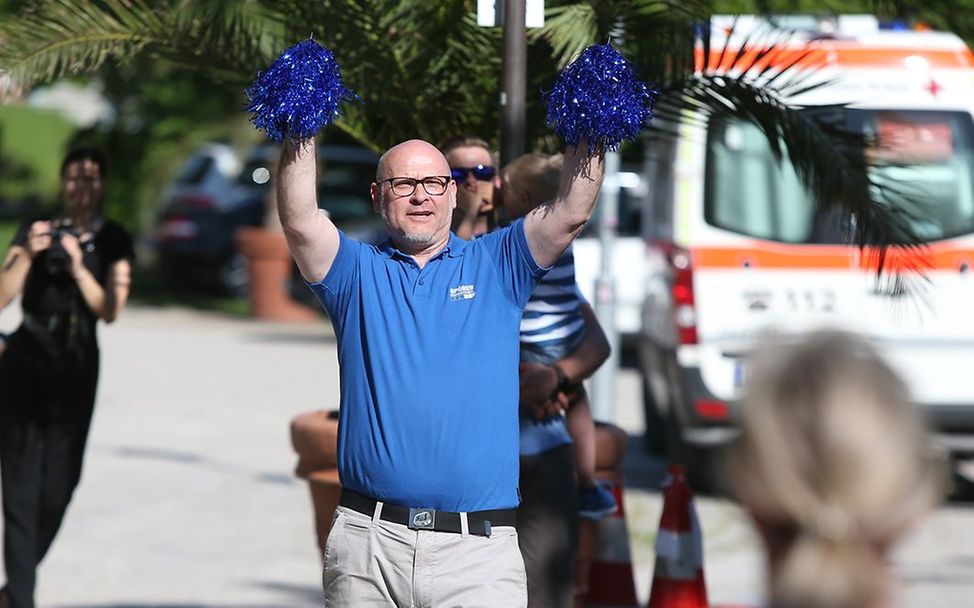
[0,305,970,606]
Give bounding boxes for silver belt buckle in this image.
[408,508,435,530]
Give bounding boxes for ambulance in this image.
[638,15,974,478]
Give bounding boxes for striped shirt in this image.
[520,245,584,354]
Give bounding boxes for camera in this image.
[44,219,82,276]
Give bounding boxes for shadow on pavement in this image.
[621,434,668,492]
[54,583,322,608]
[253,581,323,602]
[620,433,733,499]
[104,445,299,487]
[244,331,335,345]
[57,605,306,608]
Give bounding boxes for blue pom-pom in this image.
[245,39,357,142]
[545,44,658,153]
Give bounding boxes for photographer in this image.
[0,146,133,608]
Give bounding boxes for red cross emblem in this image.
[925,78,943,97]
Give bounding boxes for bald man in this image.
[277,137,603,607]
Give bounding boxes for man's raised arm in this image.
[277,138,340,283]
[523,145,604,268]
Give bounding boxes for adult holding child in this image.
[505,152,620,607]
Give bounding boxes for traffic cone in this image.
[578,470,639,607]
[647,465,708,608]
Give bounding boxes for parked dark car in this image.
[155,143,382,295]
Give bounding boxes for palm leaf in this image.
[0,0,162,88]
[533,3,600,68]
[0,0,281,90]
[0,0,944,270]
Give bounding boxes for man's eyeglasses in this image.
[450,164,495,182]
[378,176,452,197]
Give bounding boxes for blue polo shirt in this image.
[309,219,546,512]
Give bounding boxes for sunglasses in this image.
[450,164,496,182]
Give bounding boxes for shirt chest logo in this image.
[449,284,476,301]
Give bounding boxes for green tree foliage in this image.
[66,56,251,229]
[0,0,933,252]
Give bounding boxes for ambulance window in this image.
[853,109,974,241]
[704,118,817,243]
[705,111,974,243]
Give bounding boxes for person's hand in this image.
[453,186,493,239]
[59,233,84,275]
[455,187,482,221]
[519,362,557,405]
[519,362,568,420]
[25,221,53,258]
[544,390,571,419]
[475,180,495,215]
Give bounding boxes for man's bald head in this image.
[377,139,451,181]
[371,139,457,254]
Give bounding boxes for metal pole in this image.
[500,0,526,167]
[590,150,622,422]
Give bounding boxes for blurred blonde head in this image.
[728,330,945,608]
[502,153,563,220]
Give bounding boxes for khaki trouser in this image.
[323,505,527,607]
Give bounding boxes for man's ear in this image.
[371,183,382,213]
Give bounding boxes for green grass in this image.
[0,220,20,254]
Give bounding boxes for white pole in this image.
[590,149,621,422]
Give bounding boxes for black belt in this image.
[339,489,515,538]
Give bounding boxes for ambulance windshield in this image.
[704,110,974,243]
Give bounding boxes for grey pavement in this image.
[0,304,971,607]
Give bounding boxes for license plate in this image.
[733,359,749,389]
[158,220,199,239]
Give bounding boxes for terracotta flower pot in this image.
[291,410,342,556]
[234,227,319,322]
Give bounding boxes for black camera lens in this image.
[43,220,77,276]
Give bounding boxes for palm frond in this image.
[0,0,283,90]
[169,0,285,78]
[0,0,162,89]
[532,4,600,69]
[267,0,502,150]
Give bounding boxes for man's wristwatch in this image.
[551,364,575,396]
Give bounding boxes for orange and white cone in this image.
[647,465,708,608]
[582,472,639,607]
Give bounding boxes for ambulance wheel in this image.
[664,413,720,495]
[641,373,668,456]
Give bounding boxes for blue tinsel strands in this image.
[245,39,357,142]
[545,44,658,154]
